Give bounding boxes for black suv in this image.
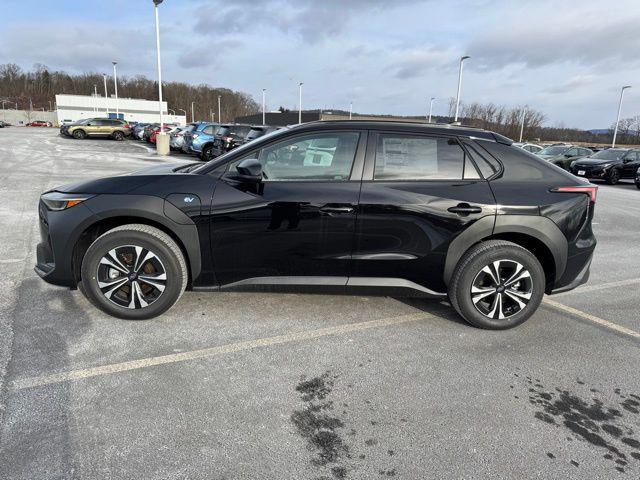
[209,124,253,159]
[570,148,640,185]
[35,121,597,329]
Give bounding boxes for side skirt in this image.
[192,276,447,298]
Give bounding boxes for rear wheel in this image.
[449,240,545,329]
[73,129,86,139]
[606,169,620,185]
[80,224,188,320]
[202,145,215,161]
[112,130,124,141]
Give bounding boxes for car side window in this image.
[566,148,579,156]
[203,126,215,135]
[374,134,477,180]
[253,132,360,181]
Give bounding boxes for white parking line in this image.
[10,312,434,391]
[553,277,640,297]
[543,298,640,339]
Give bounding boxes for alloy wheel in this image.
[96,245,167,309]
[470,259,533,320]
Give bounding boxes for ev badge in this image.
[184,196,195,203]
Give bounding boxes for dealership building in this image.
[55,94,186,125]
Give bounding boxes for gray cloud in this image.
[469,11,640,69]
[389,47,456,79]
[177,39,243,69]
[543,75,596,95]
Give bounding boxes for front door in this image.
[210,130,366,286]
[622,151,640,178]
[352,132,496,293]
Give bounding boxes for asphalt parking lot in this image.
[0,128,639,479]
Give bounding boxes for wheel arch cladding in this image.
[72,195,201,286]
[444,215,567,291]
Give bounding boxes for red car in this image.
[27,120,52,127]
[150,125,174,143]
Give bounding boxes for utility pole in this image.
[217,95,221,123]
[112,61,119,118]
[298,82,303,124]
[428,97,435,123]
[93,85,97,112]
[612,85,631,148]
[349,101,353,120]
[519,108,526,142]
[153,0,168,154]
[262,88,266,125]
[454,56,470,123]
[103,74,109,114]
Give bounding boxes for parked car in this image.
[27,120,52,127]
[62,118,131,140]
[150,125,180,144]
[570,148,640,184]
[170,124,195,150]
[513,142,543,154]
[130,123,149,140]
[537,144,593,170]
[142,123,159,142]
[635,166,640,189]
[0,120,9,128]
[208,124,254,159]
[35,121,597,329]
[181,122,220,157]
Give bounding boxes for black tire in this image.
[80,224,188,320]
[448,240,545,330]
[112,130,124,141]
[636,181,640,190]
[202,145,215,161]
[73,129,86,139]
[606,169,620,185]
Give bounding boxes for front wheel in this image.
[80,224,188,320]
[606,169,620,185]
[112,130,124,141]
[448,240,545,329]
[73,129,86,139]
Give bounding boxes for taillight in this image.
[551,185,598,203]
[124,124,130,128]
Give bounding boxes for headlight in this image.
[600,163,612,169]
[41,192,94,211]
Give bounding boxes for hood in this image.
[572,158,619,166]
[52,162,200,194]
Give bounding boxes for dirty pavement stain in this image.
[520,375,640,474]
[291,372,351,478]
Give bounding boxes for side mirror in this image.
[235,158,262,182]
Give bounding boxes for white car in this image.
[513,142,543,154]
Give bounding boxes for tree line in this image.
[0,63,259,123]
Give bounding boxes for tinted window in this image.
[215,126,230,136]
[255,132,359,181]
[229,126,251,138]
[579,148,592,156]
[245,128,265,140]
[565,148,579,156]
[374,135,475,180]
[463,142,500,178]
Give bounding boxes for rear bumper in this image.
[549,251,592,294]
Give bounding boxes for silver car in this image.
[170,124,195,150]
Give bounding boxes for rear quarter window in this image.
[476,140,577,182]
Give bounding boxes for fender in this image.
[443,214,567,286]
[83,194,202,281]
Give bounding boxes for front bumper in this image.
[571,166,608,179]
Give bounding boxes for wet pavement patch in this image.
[519,375,640,474]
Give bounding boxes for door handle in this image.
[447,203,482,216]
[320,206,354,214]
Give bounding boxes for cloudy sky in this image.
[1,0,638,129]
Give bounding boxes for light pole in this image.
[168,109,175,115]
[102,74,109,114]
[93,85,97,112]
[612,85,631,148]
[178,108,186,124]
[519,107,526,142]
[191,101,195,122]
[454,55,470,123]
[1,101,6,121]
[349,101,353,120]
[48,100,52,111]
[217,95,221,123]
[298,82,303,124]
[153,0,169,155]
[262,88,266,125]
[428,97,435,123]
[112,61,119,118]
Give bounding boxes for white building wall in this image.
[55,94,186,125]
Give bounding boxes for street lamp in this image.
[178,108,186,124]
[519,107,526,143]
[169,109,175,115]
[298,82,303,124]
[93,85,98,112]
[102,74,109,114]
[454,55,470,123]
[153,0,168,155]
[262,88,266,125]
[112,61,119,118]
[349,101,353,120]
[428,97,435,123]
[191,101,195,122]
[217,95,221,123]
[612,85,631,148]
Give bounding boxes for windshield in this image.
[590,149,626,160]
[538,145,569,156]
[191,126,291,174]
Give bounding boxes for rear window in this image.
[215,126,231,136]
[229,126,252,138]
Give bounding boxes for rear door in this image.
[353,131,496,293]
[209,129,366,286]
